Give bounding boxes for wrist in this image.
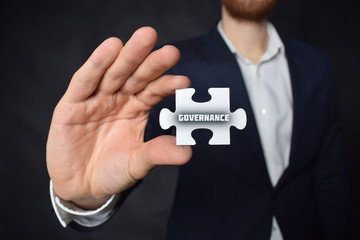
[72,195,112,210]
[51,181,113,210]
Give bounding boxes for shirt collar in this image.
[217,20,285,65]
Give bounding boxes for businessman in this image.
[47,0,350,239]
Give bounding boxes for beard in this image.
[221,0,278,21]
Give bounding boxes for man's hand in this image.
[46,27,192,209]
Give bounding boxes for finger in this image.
[97,26,158,95]
[119,45,180,95]
[63,37,123,103]
[135,75,191,110]
[130,135,192,180]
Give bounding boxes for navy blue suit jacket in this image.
[144,26,350,239]
[69,26,350,239]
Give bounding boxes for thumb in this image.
[130,135,192,180]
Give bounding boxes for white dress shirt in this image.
[218,21,293,240]
[50,21,293,240]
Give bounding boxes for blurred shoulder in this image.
[281,35,332,66]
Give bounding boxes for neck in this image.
[221,7,269,64]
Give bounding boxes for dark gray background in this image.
[1,0,359,239]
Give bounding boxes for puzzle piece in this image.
[159,88,247,145]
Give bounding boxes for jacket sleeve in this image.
[313,61,351,239]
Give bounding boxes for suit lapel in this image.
[200,27,273,190]
[199,28,310,191]
[275,37,308,190]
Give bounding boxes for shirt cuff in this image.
[49,180,120,228]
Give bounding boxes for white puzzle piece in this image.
[159,88,247,145]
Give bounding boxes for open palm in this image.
[46,27,192,209]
